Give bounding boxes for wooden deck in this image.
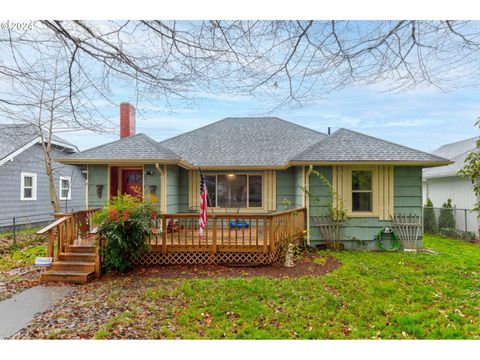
[38,207,307,277]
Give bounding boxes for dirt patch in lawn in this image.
[112,251,342,280]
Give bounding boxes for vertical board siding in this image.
[0,144,87,229]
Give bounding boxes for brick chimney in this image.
[120,102,136,138]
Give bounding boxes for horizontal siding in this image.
[308,165,424,249]
[0,144,86,228]
[87,165,108,209]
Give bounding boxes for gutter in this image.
[305,164,314,246]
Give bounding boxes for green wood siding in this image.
[276,167,296,210]
[166,165,188,213]
[143,164,162,205]
[294,166,304,208]
[87,164,108,208]
[308,166,423,249]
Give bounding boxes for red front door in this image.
[122,169,143,199]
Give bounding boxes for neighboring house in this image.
[423,136,479,234]
[58,103,449,249]
[0,124,87,230]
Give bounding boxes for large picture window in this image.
[351,170,373,212]
[203,174,262,208]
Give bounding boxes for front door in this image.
[122,169,143,199]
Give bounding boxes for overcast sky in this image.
[58,82,480,153]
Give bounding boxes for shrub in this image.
[94,194,159,272]
[439,227,478,242]
[438,199,456,230]
[423,198,437,233]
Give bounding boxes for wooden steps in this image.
[40,245,97,284]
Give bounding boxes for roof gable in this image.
[0,124,77,165]
[159,117,327,167]
[59,133,180,162]
[293,128,450,163]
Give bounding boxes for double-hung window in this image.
[21,172,37,201]
[204,174,263,208]
[351,170,373,212]
[59,176,72,200]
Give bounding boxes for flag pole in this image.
[199,167,215,213]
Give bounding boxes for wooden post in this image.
[269,216,275,252]
[212,216,217,253]
[161,216,167,253]
[47,230,55,259]
[263,217,269,253]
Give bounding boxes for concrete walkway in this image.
[0,285,73,339]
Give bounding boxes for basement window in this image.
[21,172,37,201]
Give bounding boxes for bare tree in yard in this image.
[0,38,106,212]
[1,20,480,211]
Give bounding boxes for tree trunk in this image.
[44,148,60,213]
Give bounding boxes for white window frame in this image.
[59,176,72,200]
[21,172,37,201]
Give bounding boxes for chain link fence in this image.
[0,212,56,246]
[423,206,479,240]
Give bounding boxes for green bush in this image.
[94,194,159,272]
[423,198,437,233]
[438,199,456,230]
[439,227,478,242]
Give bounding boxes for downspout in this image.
[305,165,314,246]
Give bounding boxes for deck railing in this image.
[37,208,100,260]
[151,207,306,254]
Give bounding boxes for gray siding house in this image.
[0,124,87,230]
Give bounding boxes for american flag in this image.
[199,172,208,240]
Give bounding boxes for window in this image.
[21,172,37,200]
[203,174,262,208]
[59,176,72,200]
[351,170,373,212]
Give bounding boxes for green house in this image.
[59,103,450,251]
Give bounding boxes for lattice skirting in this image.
[134,246,286,266]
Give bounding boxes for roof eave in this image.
[289,160,454,167]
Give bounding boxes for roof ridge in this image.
[159,117,327,145]
[139,133,180,158]
[290,129,341,160]
[334,128,451,162]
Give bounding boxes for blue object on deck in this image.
[229,220,249,228]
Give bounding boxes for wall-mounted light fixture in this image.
[227,173,235,178]
[145,170,154,175]
[149,185,157,194]
[96,184,104,198]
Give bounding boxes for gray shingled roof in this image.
[423,136,478,178]
[292,128,450,163]
[59,133,180,162]
[0,123,76,162]
[159,117,327,166]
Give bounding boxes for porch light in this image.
[96,184,104,198]
[227,174,235,178]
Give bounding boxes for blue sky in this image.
[59,83,480,153]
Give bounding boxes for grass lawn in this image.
[12,234,480,339]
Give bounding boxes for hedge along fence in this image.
[423,204,478,241]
